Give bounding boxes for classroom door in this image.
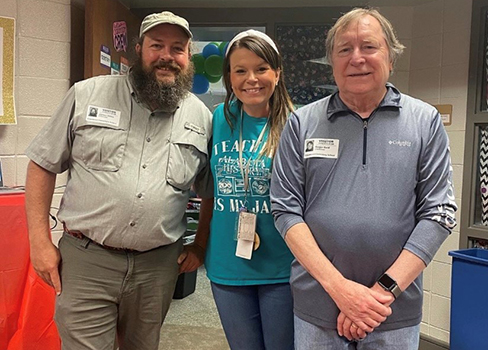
[84,0,141,79]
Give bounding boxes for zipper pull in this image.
[363,119,368,129]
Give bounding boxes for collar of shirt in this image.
[327,83,402,120]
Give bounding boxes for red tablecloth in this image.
[0,191,60,350]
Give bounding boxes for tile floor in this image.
[159,267,229,350]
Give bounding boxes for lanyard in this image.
[238,108,269,208]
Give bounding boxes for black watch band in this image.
[377,273,402,299]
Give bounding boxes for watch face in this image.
[378,273,396,289]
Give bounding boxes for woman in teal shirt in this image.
[179,30,295,349]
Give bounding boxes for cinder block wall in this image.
[381,0,472,344]
[0,0,71,240]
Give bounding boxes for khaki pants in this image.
[55,232,182,350]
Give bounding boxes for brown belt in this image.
[63,223,138,252]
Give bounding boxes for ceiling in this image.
[118,0,438,9]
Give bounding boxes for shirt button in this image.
[142,164,147,169]
[129,221,135,227]
[146,137,151,142]
[137,193,143,198]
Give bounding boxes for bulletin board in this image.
[275,23,335,106]
[0,16,15,125]
[460,0,488,249]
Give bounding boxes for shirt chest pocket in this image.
[167,129,208,190]
[76,124,128,172]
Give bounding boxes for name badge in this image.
[235,211,257,260]
[184,122,205,135]
[86,105,121,127]
[304,138,339,159]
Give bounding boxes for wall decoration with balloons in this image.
[191,41,228,95]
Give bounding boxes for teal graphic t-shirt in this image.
[205,103,294,285]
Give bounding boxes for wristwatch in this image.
[377,273,402,299]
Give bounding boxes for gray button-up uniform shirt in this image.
[26,74,212,251]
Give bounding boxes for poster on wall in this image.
[113,21,128,52]
[0,16,16,125]
[100,45,111,68]
[276,24,335,107]
[111,62,120,75]
[484,12,488,111]
[120,56,129,75]
[479,126,488,225]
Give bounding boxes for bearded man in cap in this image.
[25,11,212,350]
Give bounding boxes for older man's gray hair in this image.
[325,8,405,72]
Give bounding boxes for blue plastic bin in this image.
[448,248,488,350]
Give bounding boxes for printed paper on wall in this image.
[0,16,16,125]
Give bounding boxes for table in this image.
[0,190,60,350]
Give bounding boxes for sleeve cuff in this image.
[404,219,450,265]
[275,214,305,239]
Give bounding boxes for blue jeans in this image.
[295,315,420,350]
[211,282,294,350]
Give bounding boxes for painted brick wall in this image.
[0,0,71,241]
[382,0,472,344]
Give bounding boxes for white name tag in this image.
[304,138,339,159]
[184,122,205,135]
[86,105,121,127]
[235,211,257,260]
[236,239,254,260]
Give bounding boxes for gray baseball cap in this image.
[139,11,192,38]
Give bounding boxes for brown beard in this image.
[130,55,194,111]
